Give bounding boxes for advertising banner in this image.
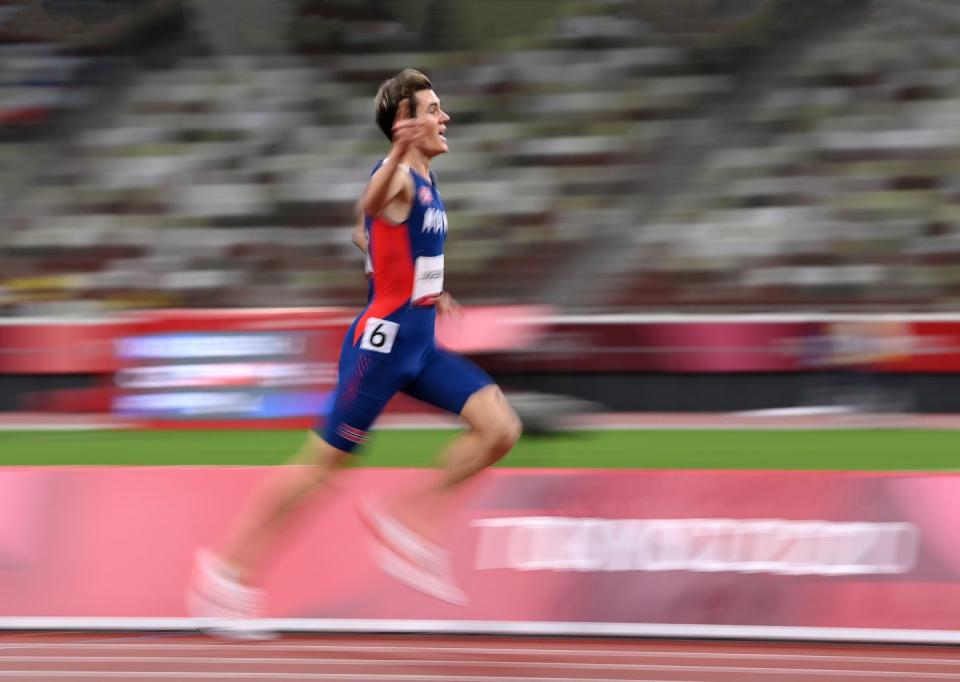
[3,467,960,638]
[485,316,960,374]
[111,309,348,426]
[0,319,140,374]
[6,313,960,380]
[0,306,550,423]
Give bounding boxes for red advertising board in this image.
[5,312,960,385]
[110,308,349,427]
[0,319,140,374]
[2,467,960,639]
[484,315,960,373]
[0,306,550,425]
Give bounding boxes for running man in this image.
[188,69,522,625]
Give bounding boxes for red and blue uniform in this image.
[318,162,492,451]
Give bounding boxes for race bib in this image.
[360,317,399,353]
[412,254,444,305]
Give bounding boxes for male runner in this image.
[189,69,522,625]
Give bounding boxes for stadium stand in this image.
[2,0,959,314]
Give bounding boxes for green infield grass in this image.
[0,428,957,470]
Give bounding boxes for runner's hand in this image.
[436,292,462,321]
[391,99,424,156]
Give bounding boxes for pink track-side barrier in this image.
[0,467,957,633]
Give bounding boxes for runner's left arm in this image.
[351,200,366,253]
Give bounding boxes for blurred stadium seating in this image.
[607,0,960,310]
[1,0,959,315]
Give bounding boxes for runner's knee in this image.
[482,408,522,462]
[462,385,523,462]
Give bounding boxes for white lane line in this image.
[1,654,944,671]
[0,643,958,667]
[1,661,960,679]
[0,673,708,681]
[5,618,960,645]
[0,654,958,671]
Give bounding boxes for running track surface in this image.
[1,633,960,681]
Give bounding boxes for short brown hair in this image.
[374,69,433,141]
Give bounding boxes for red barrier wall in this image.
[2,467,959,635]
[4,312,960,376]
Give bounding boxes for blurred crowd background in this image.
[2,0,959,317]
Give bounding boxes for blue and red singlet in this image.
[318,162,492,452]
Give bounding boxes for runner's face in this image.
[412,90,450,157]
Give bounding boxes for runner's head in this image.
[375,69,450,156]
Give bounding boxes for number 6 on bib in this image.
[360,318,399,353]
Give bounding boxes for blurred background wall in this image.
[3,0,959,316]
[3,0,960,420]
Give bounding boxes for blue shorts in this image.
[317,309,493,452]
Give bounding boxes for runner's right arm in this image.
[362,99,422,218]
